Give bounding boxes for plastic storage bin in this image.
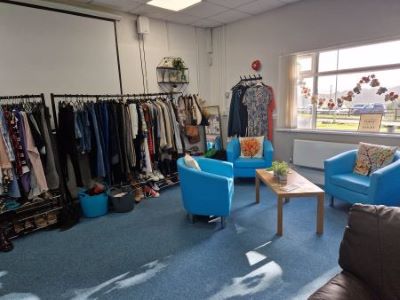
[108,187,134,213]
[79,190,108,218]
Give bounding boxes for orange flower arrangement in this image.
[240,138,261,158]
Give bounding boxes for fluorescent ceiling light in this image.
[147,0,201,12]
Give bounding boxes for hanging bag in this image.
[193,95,209,126]
[187,95,198,125]
[185,125,200,144]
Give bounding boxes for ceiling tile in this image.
[236,0,284,15]
[181,2,228,18]
[163,13,202,25]
[206,0,255,9]
[130,4,173,16]
[210,9,251,24]
[192,18,223,28]
[91,0,142,11]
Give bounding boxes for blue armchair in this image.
[226,138,273,178]
[177,157,234,228]
[325,150,400,206]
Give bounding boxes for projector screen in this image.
[0,2,121,101]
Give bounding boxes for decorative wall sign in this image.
[251,60,261,71]
[358,113,383,132]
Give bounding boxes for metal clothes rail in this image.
[0,93,64,242]
[0,93,45,104]
[50,92,181,129]
[239,74,263,82]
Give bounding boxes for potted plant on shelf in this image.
[173,57,186,82]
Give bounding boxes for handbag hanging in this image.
[193,95,209,126]
[187,96,198,126]
[185,125,200,144]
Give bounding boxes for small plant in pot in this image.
[268,161,289,183]
[173,57,186,82]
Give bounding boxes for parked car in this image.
[335,107,350,115]
[352,103,385,115]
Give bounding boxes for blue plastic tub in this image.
[79,190,108,218]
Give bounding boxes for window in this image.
[296,40,400,133]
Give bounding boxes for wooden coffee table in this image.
[255,168,324,236]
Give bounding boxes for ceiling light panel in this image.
[147,0,202,12]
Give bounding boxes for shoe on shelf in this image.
[149,172,159,182]
[47,212,58,225]
[0,231,13,252]
[149,182,160,192]
[134,188,145,203]
[143,186,160,198]
[130,179,140,188]
[165,179,174,185]
[154,170,165,180]
[41,191,54,200]
[137,174,147,182]
[13,223,24,234]
[34,215,47,228]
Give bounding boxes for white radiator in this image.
[293,139,357,170]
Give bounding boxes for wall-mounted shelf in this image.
[157,57,189,93]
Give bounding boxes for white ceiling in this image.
[68,0,303,28]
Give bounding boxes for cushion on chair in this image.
[184,154,201,170]
[353,142,397,176]
[308,271,378,300]
[234,157,269,169]
[330,173,370,195]
[239,136,264,158]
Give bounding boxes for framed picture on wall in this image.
[358,113,383,132]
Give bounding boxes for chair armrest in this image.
[324,150,357,177]
[197,157,233,178]
[227,138,240,163]
[369,159,400,205]
[263,140,274,166]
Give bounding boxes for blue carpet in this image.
[0,181,351,300]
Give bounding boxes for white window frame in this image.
[298,44,400,132]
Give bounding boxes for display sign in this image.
[358,114,383,132]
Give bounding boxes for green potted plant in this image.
[173,57,186,82]
[268,161,289,183]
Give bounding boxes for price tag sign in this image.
[358,113,383,132]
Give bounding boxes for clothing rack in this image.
[52,92,182,203]
[0,93,65,244]
[50,92,181,129]
[0,93,45,104]
[239,74,263,82]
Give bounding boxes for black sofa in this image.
[309,204,400,300]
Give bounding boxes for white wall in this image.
[210,0,400,157]
[113,12,211,99]
[0,2,121,97]
[0,1,212,103]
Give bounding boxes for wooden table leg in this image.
[317,194,324,234]
[255,175,260,204]
[277,196,284,236]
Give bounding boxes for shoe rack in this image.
[3,192,63,240]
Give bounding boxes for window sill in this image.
[275,128,400,139]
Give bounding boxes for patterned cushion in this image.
[353,142,397,176]
[239,136,264,158]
